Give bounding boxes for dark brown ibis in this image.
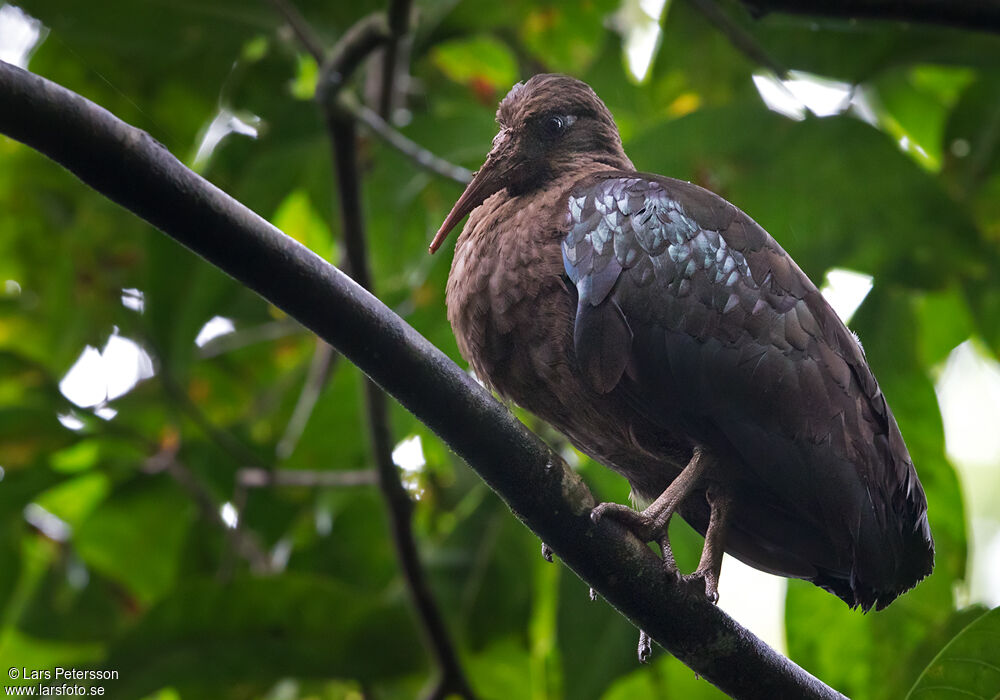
[430,74,933,631]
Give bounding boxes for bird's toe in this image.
[679,571,720,604]
[590,502,659,541]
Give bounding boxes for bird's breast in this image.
[446,189,574,408]
[444,187,689,493]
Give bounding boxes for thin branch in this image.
[0,60,847,699]
[318,13,390,102]
[266,0,470,186]
[238,467,377,487]
[198,318,301,358]
[377,0,413,118]
[739,0,1000,34]
[269,1,476,692]
[146,449,273,574]
[267,0,326,64]
[276,340,341,459]
[341,95,473,185]
[687,0,790,79]
[327,105,477,700]
[159,369,267,469]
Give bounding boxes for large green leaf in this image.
[627,106,986,289]
[907,606,1000,700]
[98,575,425,699]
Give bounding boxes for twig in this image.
[739,0,1000,34]
[198,318,301,358]
[318,13,390,102]
[159,369,266,469]
[687,0,790,79]
[328,106,477,699]
[276,340,341,459]
[341,95,473,185]
[238,467,376,487]
[270,2,476,691]
[377,0,413,118]
[267,0,326,64]
[268,0,470,186]
[0,59,847,700]
[146,448,273,574]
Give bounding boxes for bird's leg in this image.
[681,484,733,603]
[590,445,710,567]
[591,448,713,664]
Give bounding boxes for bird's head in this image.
[429,74,630,253]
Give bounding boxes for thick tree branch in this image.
[740,0,1000,34]
[0,60,845,700]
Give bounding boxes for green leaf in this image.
[907,606,1000,699]
[74,475,194,605]
[627,106,984,289]
[99,575,425,699]
[432,36,519,95]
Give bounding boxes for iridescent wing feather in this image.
[562,173,933,610]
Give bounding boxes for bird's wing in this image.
[561,173,932,609]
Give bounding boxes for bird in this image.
[429,74,933,628]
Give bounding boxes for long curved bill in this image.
[428,150,507,254]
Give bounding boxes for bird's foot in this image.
[590,501,669,543]
[680,484,732,604]
[679,569,720,604]
[637,630,652,663]
[591,446,710,544]
[591,504,681,590]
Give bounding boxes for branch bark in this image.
[0,60,846,700]
[740,0,1000,34]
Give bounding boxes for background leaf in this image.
[2,0,999,698]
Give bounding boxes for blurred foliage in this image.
[907,606,1000,699]
[1,0,999,698]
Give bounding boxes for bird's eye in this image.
[542,115,568,138]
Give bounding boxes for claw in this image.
[637,630,652,663]
[680,571,719,603]
[591,449,732,609]
[541,542,553,562]
[590,446,711,545]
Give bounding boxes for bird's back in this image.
[562,172,933,610]
[437,72,932,613]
